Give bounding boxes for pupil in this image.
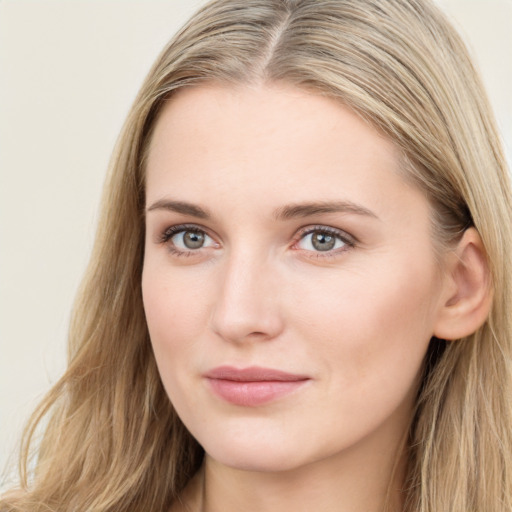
[312,232,335,251]
[184,231,205,249]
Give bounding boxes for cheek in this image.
[277,260,439,454]
[142,256,213,334]
[142,267,212,426]
[141,262,213,386]
[291,253,441,385]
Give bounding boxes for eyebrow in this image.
[146,199,210,219]
[273,201,379,221]
[146,198,378,221]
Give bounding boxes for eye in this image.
[173,230,208,250]
[160,225,217,254]
[295,227,353,254]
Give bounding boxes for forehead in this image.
[145,83,425,223]
[148,83,398,166]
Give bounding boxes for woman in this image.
[2,0,511,511]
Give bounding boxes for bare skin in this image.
[143,83,488,512]
[170,441,407,512]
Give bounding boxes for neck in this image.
[178,427,408,512]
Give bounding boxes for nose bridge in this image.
[210,245,283,343]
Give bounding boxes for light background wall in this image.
[1,0,511,482]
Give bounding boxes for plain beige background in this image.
[1,0,511,481]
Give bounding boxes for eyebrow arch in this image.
[146,199,210,219]
[274,201,379,221]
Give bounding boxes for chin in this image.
[197,429,317,473]
[208,446,304,473]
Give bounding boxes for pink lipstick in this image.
[204,366,310,406]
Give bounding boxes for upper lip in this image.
[204,366,310,382]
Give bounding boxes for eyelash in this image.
[158,224,356,258]
[293,225,356,258]
[159,224,215,257]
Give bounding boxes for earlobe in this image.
[433,227,493,341]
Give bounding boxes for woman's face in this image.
[142,83,449,472]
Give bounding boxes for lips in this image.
[204,366,310,406]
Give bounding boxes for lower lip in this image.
[206,378,309,406]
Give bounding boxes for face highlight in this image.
[142,83,448,473]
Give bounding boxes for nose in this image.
[210,250,285,344]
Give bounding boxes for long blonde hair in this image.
[2,0,512,511]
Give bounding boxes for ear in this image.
[434,227,493,340]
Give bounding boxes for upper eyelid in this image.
[160,223,213,240]
[294,225,357,244]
